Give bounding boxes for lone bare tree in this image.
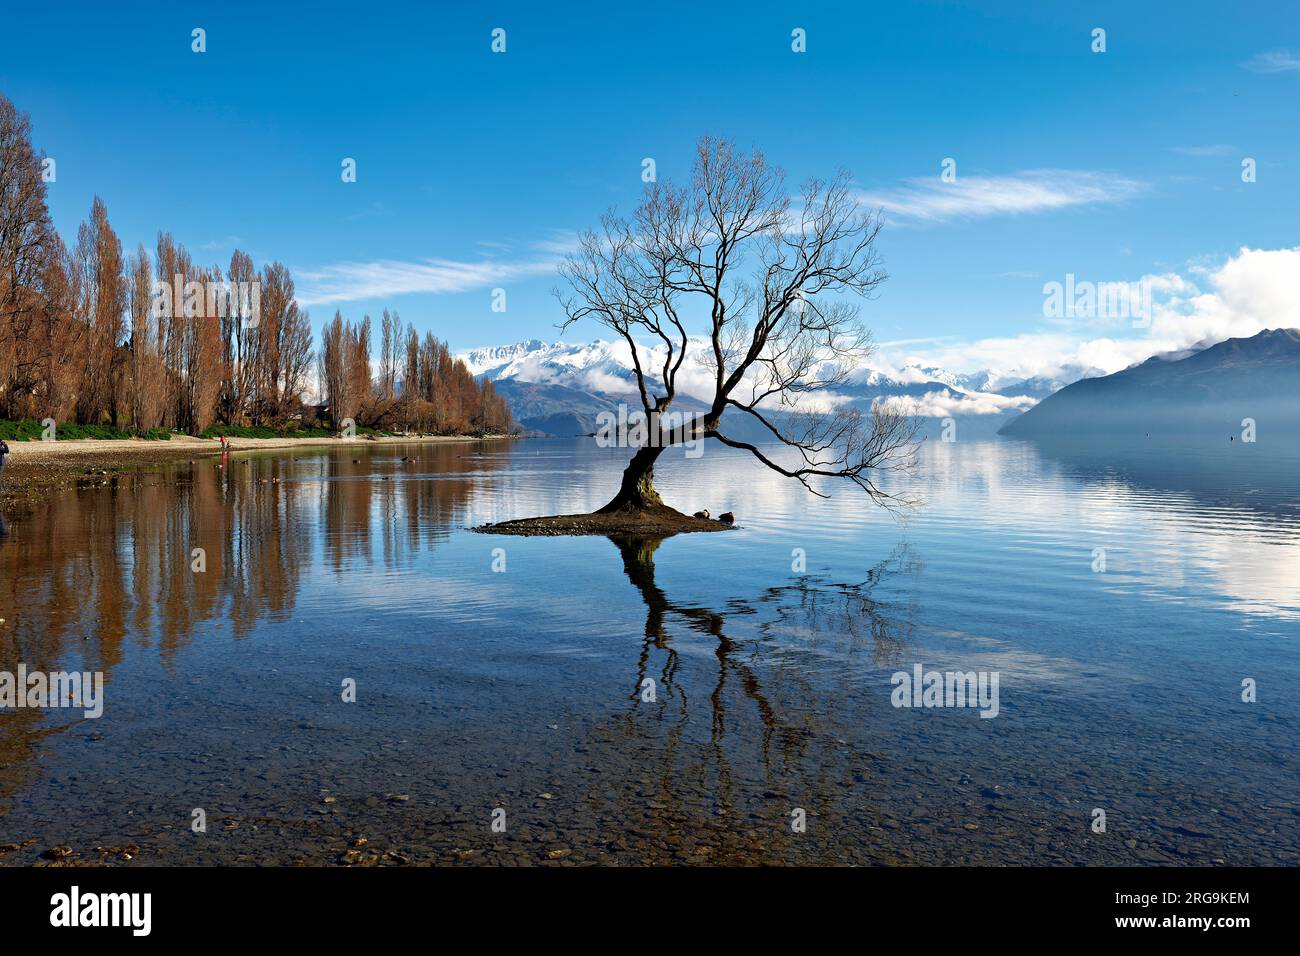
[557,136,916,517]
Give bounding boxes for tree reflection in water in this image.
[0,447,489,815]
[597,534,920,863]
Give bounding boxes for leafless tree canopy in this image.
[558,136,917,508]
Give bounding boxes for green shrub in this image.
[0,419,172,441]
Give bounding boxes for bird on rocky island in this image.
[692,509,710,519]
[718,512,735,525]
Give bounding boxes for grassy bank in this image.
[0,419,171,442]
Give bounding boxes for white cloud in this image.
[879,246,1300,382]
[296,254,558,306]
[855,169,1145,223]
[1243,50,1300,74]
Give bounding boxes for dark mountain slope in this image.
[1000,329,1300,437]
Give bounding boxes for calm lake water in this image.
[1,436,1297,865]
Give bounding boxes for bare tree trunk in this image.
[598,445,666,512]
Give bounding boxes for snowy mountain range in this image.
[460,338,1097,438]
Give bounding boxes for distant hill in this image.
[1000,329,1300,437]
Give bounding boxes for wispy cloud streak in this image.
[297,255,558,306]
[855,169,1145,223]
[1243,50,1300,74]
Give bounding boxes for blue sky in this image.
[2,0,1297,374]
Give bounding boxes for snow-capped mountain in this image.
[459,339,552,375]
[462,339,647,396]
[460,338,1088,437]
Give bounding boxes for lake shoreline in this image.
[0,433,519,509]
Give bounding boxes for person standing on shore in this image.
[0,438,9,488]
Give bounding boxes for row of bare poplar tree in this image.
[0,93,513,436]
[318,308,513,435]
